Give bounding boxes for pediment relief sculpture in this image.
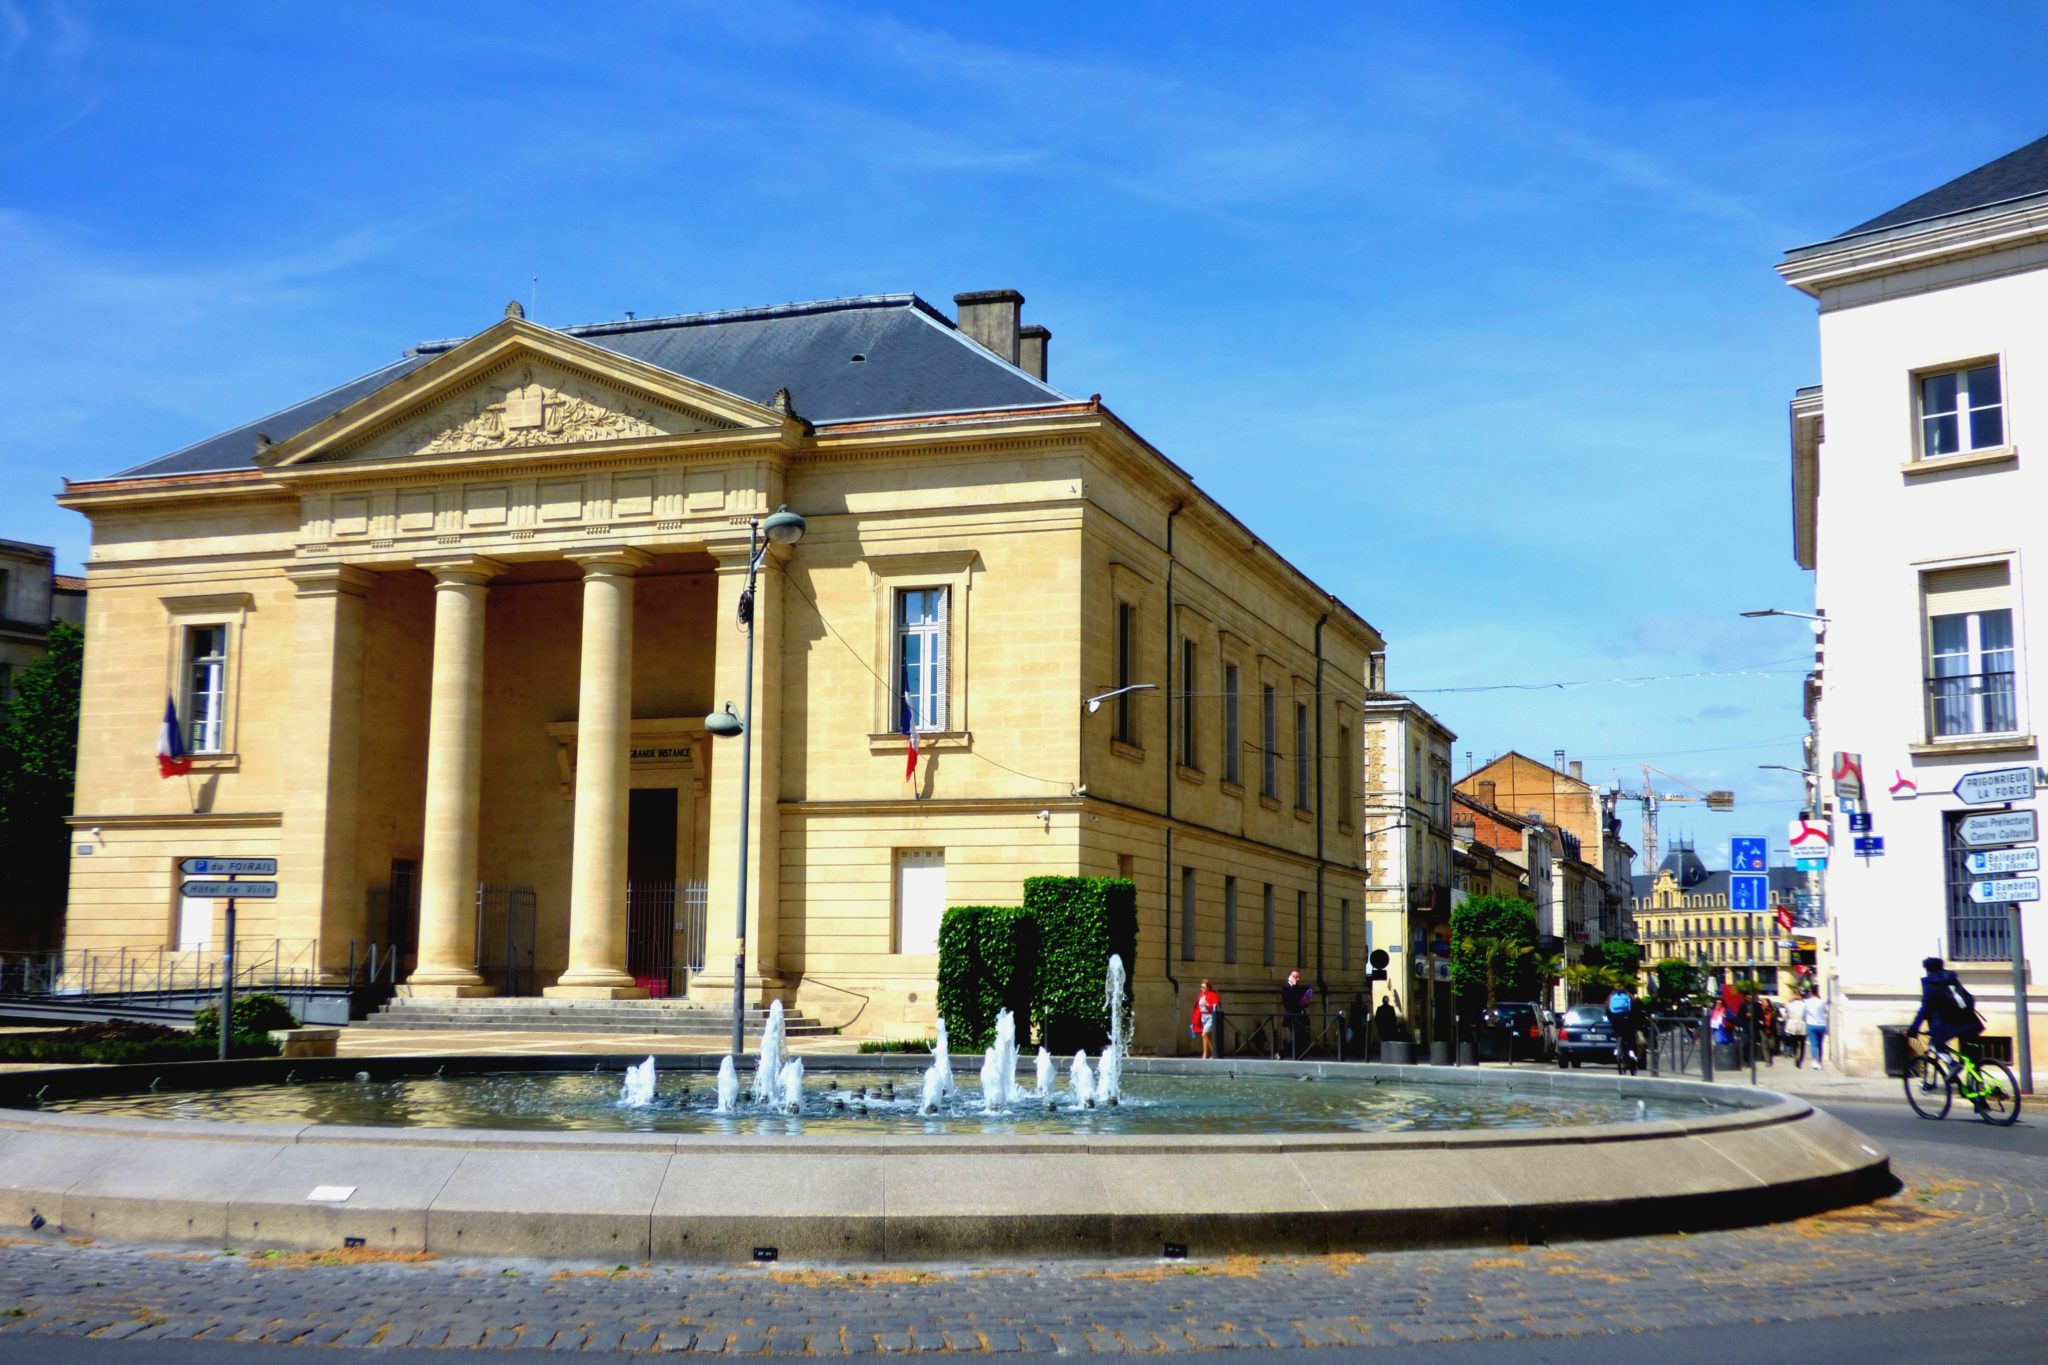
[352,362,729,462]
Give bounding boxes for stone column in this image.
[405,557,501,996]
[697,542,786,1012]
[547,548,652,998]
[280,564,375,982]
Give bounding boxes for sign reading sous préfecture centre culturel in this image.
[1958,809,2038,848]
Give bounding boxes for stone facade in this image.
[56,300,1380,1052]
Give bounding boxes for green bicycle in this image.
[1902,1035,2022,1125]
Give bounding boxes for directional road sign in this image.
[1967,846,2041,876]
[1958,809,2038,848]
[1730,874,1769,910]
[180,879,277,899]
[1968,877,2041,904]
[178,857,278,877]
[1953,766,2037,805]
[1730,837,1767,872]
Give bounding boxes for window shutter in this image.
[1924,563,2011,617]
[931,587,950,732]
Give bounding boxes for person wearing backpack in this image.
[1608,989,1647,1074]
[1907,955,1984,1090]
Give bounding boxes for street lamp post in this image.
[705,505,807,1059]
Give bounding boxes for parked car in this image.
[1556,1003,1617,1067]
[1476,1001,1556,1062]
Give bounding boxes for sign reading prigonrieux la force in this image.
[1952,766,2037,805]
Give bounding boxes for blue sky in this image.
[5,1,2046,870]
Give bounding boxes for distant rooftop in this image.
[108,293,1069,481]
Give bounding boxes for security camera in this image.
[1037,809,1051,823]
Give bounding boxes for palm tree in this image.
[1460,934,1533,1008]
[1531,951,1566,1006]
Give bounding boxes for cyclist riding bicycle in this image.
[1607,989,1648,1074]
[1906,955,1985,1098]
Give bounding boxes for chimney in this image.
[1018,324,1050,380]
[1367,651,1387,691]
[954,289,1023,365]
[1569,760,1583,782]
[1478,780,1497,809]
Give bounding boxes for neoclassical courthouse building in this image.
[58,290,1379,1050]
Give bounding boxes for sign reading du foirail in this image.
[1952,766,2037,805]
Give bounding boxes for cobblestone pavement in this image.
[0,1134,2040,1354]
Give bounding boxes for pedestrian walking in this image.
[1280,968,1312,1059]
[1784,988,1808,1066]
[1372,996,1405,1058]
[1804,991,1831,1069]
[1190,979,1220,1060]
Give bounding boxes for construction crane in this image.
[1605,764,1735,874]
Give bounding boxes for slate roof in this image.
[109,295,1069,480]
[1800,131,2048,251]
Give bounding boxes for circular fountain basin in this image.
[0,1055,1891,1263]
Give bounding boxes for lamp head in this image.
[704,703,744,739]
[761,505,807,545]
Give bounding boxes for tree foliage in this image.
[1026,875,1136,1053]
[1649,957,1706,1008]
[0,623,83,947]
[1585,938,1643,979]
[1449,894,1538,1009]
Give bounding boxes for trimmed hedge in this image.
[1026,875,1136,1054]
[935,905,994,1047]
[979,905,1040,1049]
[192,993,298,1041]
[0,1019,281,1065]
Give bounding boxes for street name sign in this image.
[1968,877,2041,904]
[1958,810,2038,848]
[178,857,278,877]
[1730,837,1767,872]
[1953,766,2037,805]
[180,879,278,899]
[1967,846,2041,876]
[1852,835,1885,856]
[1848,812,1873,832]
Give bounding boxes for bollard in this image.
[1455,1041,1477,1067]
[1428,1040,1453,1066]
[1383,1040,1414,1065]
[1700,1022,1715,1082]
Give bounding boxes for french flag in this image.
[900,692,919,783]
[157,694,192,778]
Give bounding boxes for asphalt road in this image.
[0,1089,2038,1358]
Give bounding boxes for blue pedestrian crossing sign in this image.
[1730,837,1768,873]
[1730,874,1769,911]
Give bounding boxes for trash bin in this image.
[1878,1023,1913,1078]
[1382,1041,1415,1065]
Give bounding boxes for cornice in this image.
[1779,197,2048,298]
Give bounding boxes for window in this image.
[1180,866,1197,961]
[1114,601,1136,744]
[1945,811,2012,960]
[1296,890,1309,965]
[184,624,229,753]
[0,663,11,702]
[1222,664,1242,785]
[895,588,948,733]
[1924,563,2018,738]
[1261,685,1278,798]
[1294,702,1311,809]
[894,850,946,953]
[1261,883,1275,965]
[1223,876,1238,964]
[1919,361,2003,458]
[1178,637,1197,767]
[1337,724,1353,825]
[1339,897,1351,967]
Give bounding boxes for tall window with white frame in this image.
[1919,361,2003,458]
[1923,563,2018,739]
[1179,866,1197,961]
[1260,684,1278,798]
[896,588,948,732]
[1294,701,1311,809]
[1223,875,1238,964]
[1178,637,1197,768]
[1115,601,1136,745]
[184,623,229,753]
[1222,663,1241,785]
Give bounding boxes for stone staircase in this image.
[357,996,834,1037]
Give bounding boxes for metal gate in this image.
[626,878,708,997]
[475,882,538,996]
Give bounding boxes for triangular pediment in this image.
[261,319,794,470]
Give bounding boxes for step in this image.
[352,1018,835,1036]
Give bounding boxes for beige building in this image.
[1361,694,1454,1042]
[55,290,1379,1052]
[0,538,85,699]
[1631,852,1809,1006]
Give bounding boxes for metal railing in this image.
[1927,669,2018,739]
[0,939,324,1000]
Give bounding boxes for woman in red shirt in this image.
[1191,979,1221,1059]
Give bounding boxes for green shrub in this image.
[1449,894,1538,1011]
[855,1038,934,1054]
[1650,957,1705,1008]
[1586,938,1643,980]
[0,1019,281,1065]
[936,905,990,1048]
[191,993,298,1041]
[1025,875,1136,1054]
[978,905,1040,1048]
